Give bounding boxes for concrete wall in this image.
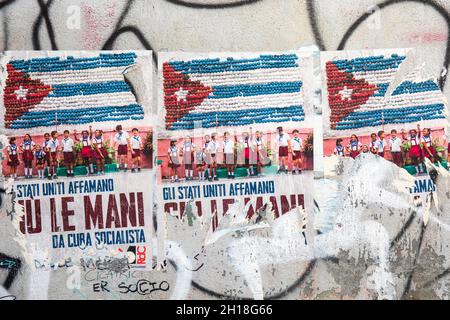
[1,0,450,300]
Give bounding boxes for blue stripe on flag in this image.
[9,52,137,73]
[332,54,405,73]
[48,81,132,97]
[373,83,389,97]
[170,105,305,130]
[335,103,446,130]
[392,80,440,95]
[210,81,302,99]
[169,54,298,74]
[371,80,440,98]
[10,104,144,129]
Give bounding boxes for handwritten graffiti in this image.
[0,253,21,290]
[118,279,170,295]
[80,256,130,273]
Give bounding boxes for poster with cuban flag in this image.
[0,50,153,134]
[158,51,314,133]
[321,48,449,138]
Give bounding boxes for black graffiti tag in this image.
[118,279,170,295]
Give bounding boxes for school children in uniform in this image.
[223,131,236,179]
[42,133,52,178]
[92,130,107,175]
[241,132,253,178]
[113,125,130,171]
[168,139,180,182]
[389,129,403,167]
[276,126,290,173]
[74,126,94,175]
[346,134,362,159]
[206,133,219,181]
[181,136,195,181]
[334,138,345,156]
[20,134,35,179]
[48,131,60,179]
[130,128,143,172]
[369,133,378,154]
[376,130,387,158]
[203,135,211,179]
[361,144,370,154]
[61,130,75,177]
[195,146,207,181]
[5,137,19,179]
[291,129,303,174]
[421,128,437,163]
[404,124,423,175]
[253,131,266,176]
[34,144,46,179]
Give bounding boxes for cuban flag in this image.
[326,54,447,130]
[2,52,144,129]
[162,54,305,130]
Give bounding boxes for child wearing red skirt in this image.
[5,137,19,179]
[168,139,180,182]
[74,126,94,176]
[346,134,362,159]
[130,128,143,173]
[20,134,35,179]
[405,124,423,175]
[92,130,108,175]
[241,132,253,178]
[291,129,303,175]
[421,128,437,163]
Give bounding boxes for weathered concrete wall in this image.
[1,0,450,300]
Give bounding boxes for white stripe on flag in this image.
[30,92,137,111]
[186,67,302,86]
[351,68,398,84]
[190,92,303,113]
[355,90,445,112]
[26,67,127,85]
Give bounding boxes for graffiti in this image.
[164,0,262,9]
[34,258,73,270]
[0,0,446,91]
[80,256,130,273]
[0,253,21,290]
[84,269,139,283]
[335,0,450,89]
[118,279,170,295]
[0,0,450,300]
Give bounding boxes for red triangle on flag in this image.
[3,64,53,128]
[163,63,213,130]
[326,62,378,129]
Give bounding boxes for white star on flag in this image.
[339,86,353,100]
[14,86,28,100]
[175,88,189,102]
